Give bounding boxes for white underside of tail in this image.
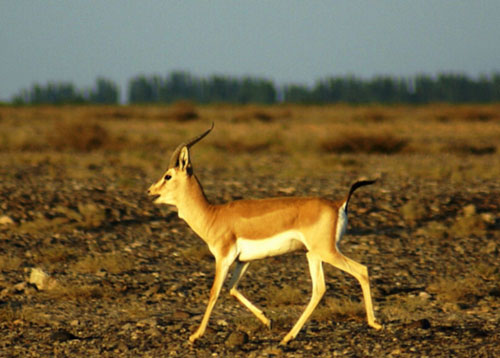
[236,230,306,261]
[335,203,348,249]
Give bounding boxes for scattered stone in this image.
[480,212,495,224]
[136,318,157,328]
[419,291,431,300]
[0,215,14,226]
[28,268,58,291]
[120,323,133,332]
[278,186,296,195]
[482,240,497,255]
[77,202,106,228]
[172,310,190,320]
[51,329,80,342]
[417,318,431,329]
[13,282,27,293]
[146,326,162,338]
[216,319,228,326]
[225,331,249,348]
[462,204,476,217]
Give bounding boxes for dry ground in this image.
[0,104,499,357]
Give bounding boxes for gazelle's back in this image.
[215,196,341,240]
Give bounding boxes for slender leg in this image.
[323,252,382,330]
[189,258,232,343]
[280,252,326,345]
[228,261,271,328]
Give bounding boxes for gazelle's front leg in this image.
[189,257,232,343]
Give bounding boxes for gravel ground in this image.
[1,144,499,357]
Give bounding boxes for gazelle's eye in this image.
[164,174,172,181]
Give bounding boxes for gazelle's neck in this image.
[176,175,214,239]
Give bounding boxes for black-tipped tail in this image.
[344,179,376,213]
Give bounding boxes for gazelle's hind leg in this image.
[228,261,271,328]
[280,252,326,345]
[323,252,382,330]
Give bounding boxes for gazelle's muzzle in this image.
[147,185,161,202]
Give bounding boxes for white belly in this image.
[236,230,306,261]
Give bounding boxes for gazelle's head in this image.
[148,123,213,206]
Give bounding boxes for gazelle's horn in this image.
[168,122,214,169]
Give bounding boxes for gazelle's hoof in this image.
[264,318,272,330]
[370,321,383,330]
[279,335,292,346]
[189,333,200,343]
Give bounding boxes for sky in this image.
[1,1,499,101]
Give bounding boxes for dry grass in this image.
[212,137,275,153]
[353,107,394,122]
[449,206,488,239]
[210,126,285,154]
[265,284,303,306]
[419,221,449,241]
[231,105,292,123]
[179,244,213,262]
[311,297,365,322]
[15,217,74,235]
[0,305,19,324]
[401,199,428,226]
[0,104,499,181]
[432,106,499,122]
[72,252,134,274]
[31,245,78,267]
[76,202,107,228]
[164,100,199,121]
[443,141,497,156]
[320,131,408,154]
[47,119,113,152]
[45,283,110,301]
[0,305,52,325]
[381,295,429,323]
[427,276,488,304]
[0,254,23,271]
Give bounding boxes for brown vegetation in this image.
[73,252,134,275]
[164,100,199,121]
[0,104,499,357]
[47,119,112,152]
[320,131,408,154]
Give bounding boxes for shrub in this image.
[401,199,427,226]
[48,119,110,151]
[444,142,496,156]
[265,284,303,306]
[427,276,487,304]
[212,138,273,153]
[311,297,364,322]
[320,131,408,154]
[231,106,291,122]
[73,252,134,274]
[165,100,199,121]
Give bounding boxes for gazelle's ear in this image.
[178,146,190,172]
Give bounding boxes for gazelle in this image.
[148,123,382,345]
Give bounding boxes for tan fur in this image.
[148,128,381,345]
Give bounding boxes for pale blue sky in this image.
[1,1,499,101]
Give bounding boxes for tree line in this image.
[12,78,120,105]
[12,71,500,105]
